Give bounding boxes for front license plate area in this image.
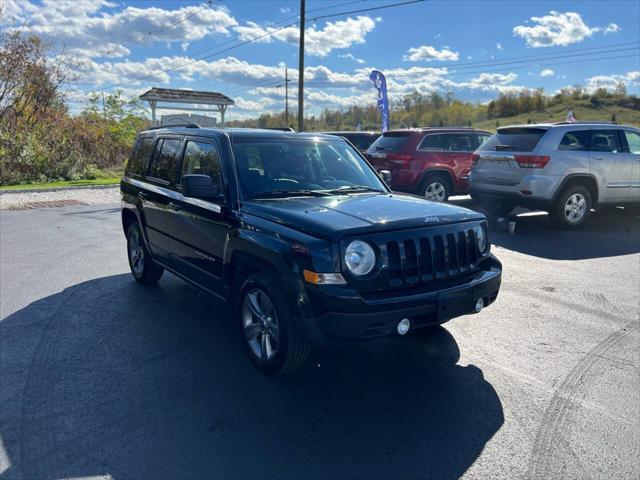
[438,289,473,321]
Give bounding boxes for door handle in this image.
[168,201,182,211]
[138,191,149,199]
[592,156,604,161]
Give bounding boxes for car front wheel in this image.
[238,273,310,374]
[552,185,592,228]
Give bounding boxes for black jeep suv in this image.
[121,126,502,374]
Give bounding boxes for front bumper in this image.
[299,256,501,345]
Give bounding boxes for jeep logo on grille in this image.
[423,216,439,223]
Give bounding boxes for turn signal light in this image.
[514,155,550,168]
[472,153,480,165]
[387,153,412,167]
[303,270,346,285]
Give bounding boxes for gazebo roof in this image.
[139,87,234,106]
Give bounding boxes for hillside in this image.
[474,96,640,131]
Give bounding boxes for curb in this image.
[0,183,120,195]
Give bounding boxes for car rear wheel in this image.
[421,174,451,202]
[126,223,164,284]
[237,273,310,374]
[552,185,592,228]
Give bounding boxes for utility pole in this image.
[285,66,289,127]
[297,0,305,132]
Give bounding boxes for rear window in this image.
[368,131,412,152]
[479,128,548,152]
[343,133,378,151]
[127,137,154,176]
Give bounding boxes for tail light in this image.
[386,153,411,167]
[514,155,550,168]
[472,153,480,165]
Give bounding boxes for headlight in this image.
[344,240,376,276]
[474,225,488,253]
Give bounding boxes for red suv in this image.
[366,128,491,201]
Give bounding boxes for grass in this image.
[0,177,121,191]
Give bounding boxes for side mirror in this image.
[379,169,392,184]
[182,174,223,200]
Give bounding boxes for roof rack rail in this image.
[553,121,616,125]
[262,127,296,132]
[150,121,201,130]
[417,126,477,130]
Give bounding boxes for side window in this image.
[148,138,181,182]
[180,141,223,187]
[558,130,589,151]
[445,134,475,152]
[590,130,621,153]
[472,135,490,150]
[623,131,640,154]
[127,137,154,176]
[418,134,444,151]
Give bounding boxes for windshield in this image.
[232,138,387,199]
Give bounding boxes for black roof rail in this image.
[262,127,296,132]
[150,121,201,130]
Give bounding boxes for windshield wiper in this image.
[247,189,332,199]
[326,185,385,194]
[494,144,516,151]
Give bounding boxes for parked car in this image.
[322,131,380,154]
[121,126,502,374]
[365,127,491,201]
[470,122,640,227]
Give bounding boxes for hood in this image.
[241,192,484,240]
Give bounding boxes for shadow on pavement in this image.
[0,274,503,480]
[448,197,640,260]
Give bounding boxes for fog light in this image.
[475,298,485,313]
[397,318,411,335]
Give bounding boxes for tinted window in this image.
[180,141,222,187]
[368,132,412,152]
[590,130,621,153]
[127,137,154,176]
[476,135,490,149]
[418,134,444,151]
[558,130,590,151]
[479,128,548,152]
[148,138,181,182]
[343,133,378,151]
[444,134,477,152]
[623,131,640,154]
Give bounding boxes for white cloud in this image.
[513,11,617,47]
[540,68,554,77]
[280,6,291,14]
[496,43,504,50]
[583,71,640,93]
[3,0,237,59]
[234,16,377,57]
[339,53,366,64]
[403,45,459,62]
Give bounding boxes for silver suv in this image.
[469,122,640,227]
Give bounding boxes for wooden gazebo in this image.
[139,87,235,127]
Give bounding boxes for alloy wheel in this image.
[128,229,145,276]
[242,289,280,362]
[424,181,446,201]
[564,193,587,223]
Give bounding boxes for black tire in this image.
[551,185,592,228]
[420,173,451,202]
[236,273,310,374]
[480,200,515,217]
[126,223,164,284]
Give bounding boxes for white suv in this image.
[469,122,640,227]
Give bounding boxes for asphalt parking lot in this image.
[1,201,639,479]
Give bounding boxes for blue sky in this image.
[2,0,639,120]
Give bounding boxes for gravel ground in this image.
[0,186,120,209]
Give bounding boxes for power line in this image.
[99,0,427,91]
